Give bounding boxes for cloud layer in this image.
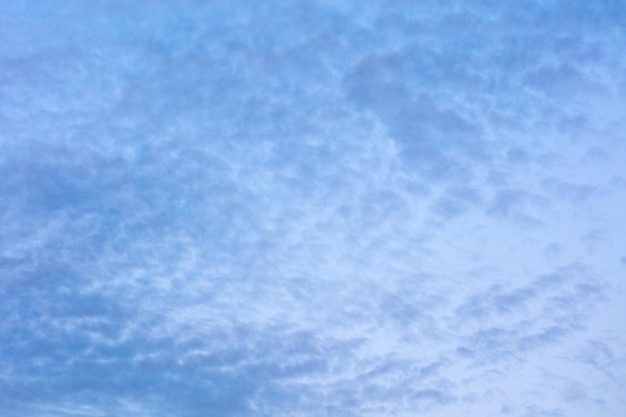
[1,1,625,416]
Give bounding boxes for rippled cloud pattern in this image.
[1,1,625,416]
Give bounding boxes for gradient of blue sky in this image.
[1,1,625,416]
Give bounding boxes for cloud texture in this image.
[1,1,625,416]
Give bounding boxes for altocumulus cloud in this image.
[1,1,625,416]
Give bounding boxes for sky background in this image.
[1,1,626,416]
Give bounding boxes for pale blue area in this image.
[1,1,625,416]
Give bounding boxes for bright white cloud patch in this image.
[1,1,625,416]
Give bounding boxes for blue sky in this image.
[1,1,625,416]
